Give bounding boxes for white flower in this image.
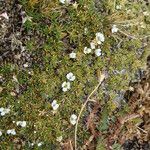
[143,11,149,16]
[90,42,96,49]
[0,110,5,116]
[116,5,122,10]
[7,129,16,135]
[56,136,63,142]
[84,47,91,54]
[29,142,34,147]
[16,121,27,127]
[0,12,9,20]
[95,49,102,56]
[22,15,32,24]
[10,92,16,96]
[129,86,134,91]
[140,22,146,28]
[37,142,43,147]
[70,114,77,125]
[21,46,26,52]
[69,52,76,59]
[23,63,28,68]
[0,107,10,116]
[96,32,105,44]
[51,100,59,111]
[73,1,78,9]
[66,72,75,81]
[0,131,2,136]
[112,25,118,33]
[59,0,65,3]
[5,108,10,113]
[0,107,4,116]
[84,27,88,34]
[59,0,71,4]
[13,75,18,83]
[62,81,71,92]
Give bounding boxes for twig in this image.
[113,0,116,11]
[70,140,74,150]
[118,22,140,27]
[88,99,97,102]
[114,18,142,24]
[119,30,150,40]
[119,30,137,39]
[137,126,148,134]
[74,73,105,150]
[120,114,140,124]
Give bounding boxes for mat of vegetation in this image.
[0,0,150,149]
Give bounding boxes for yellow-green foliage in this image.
[0,0,150,149]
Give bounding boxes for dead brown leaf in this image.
[60,139,73,150]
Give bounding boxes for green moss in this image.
[1,0,150,149]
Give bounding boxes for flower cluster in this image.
[0,120,27,137]
[7,129,16,135]
[16,121,27,127]
[83,32,105,57]
[0,107,10,116]
[0,106,28,137]
[62,72,76,92]
[29,141,43,147]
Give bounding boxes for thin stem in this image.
[119,30,150,40]
[114,0,116,11]
[74,74,105,150]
